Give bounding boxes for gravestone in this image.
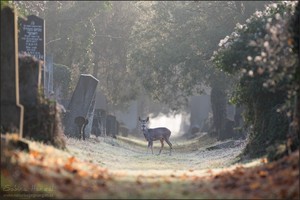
[18,55,41,139]
[18,15,45,94]
[19,15,45,62]
[64,74,98,138]
[45,54,54,97]
[17,54,65,148]
[85,93,96,138]
[18,55,41,106]
[0,7,24,136]
[91,108,101,137]
[106,115,117,137]
[99,109,107,136]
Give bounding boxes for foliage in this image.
[53,63,72,99]
[128,1,268,111]
[213,1,299,159]
[128,2,217,110]
[91,1,140,109]
[0,0,11,10]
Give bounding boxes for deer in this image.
[139,117,173,156]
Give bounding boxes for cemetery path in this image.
[1,133,299,199]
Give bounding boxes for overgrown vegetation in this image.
[213,1,299,160]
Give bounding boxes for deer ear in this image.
[146,117,149,122]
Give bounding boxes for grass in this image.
[1,132,267,199]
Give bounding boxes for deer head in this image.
[139,116,149,132]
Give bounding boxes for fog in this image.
[149,112,190,137]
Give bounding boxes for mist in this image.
[149,112,190,137]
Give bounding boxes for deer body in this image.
[139,117,173,155]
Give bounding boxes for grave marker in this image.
[85,93,96,138]
[0,7,24,136]
[64,74,98,138]
[18,15,46,95]
[18,15,45,62]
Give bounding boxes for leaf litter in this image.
[1,134,299,199]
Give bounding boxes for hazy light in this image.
[148,113,187,137]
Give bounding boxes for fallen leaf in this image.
[258,170,268,177]
[250,182,260,190]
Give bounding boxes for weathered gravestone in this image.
[85,93,96,138]
[18,15,46,94]
[18,54,66,149]
[120,126,129,137]
[18,55,41,106]
[18,15,45,63]
[0,7,24,136]
[64,74,98,139]
[106,115,117,138]
[91,108,102,137]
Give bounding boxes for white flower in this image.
[232,32,239,37]
[236,23,243,29]
[275,13,281,20]
[249,40,256,46]
[247,56,253,61]
[263,41,269,48]
[255,11,263,18]
[254,56,262,62]
[270,3,278,9]
[248,70,254,77]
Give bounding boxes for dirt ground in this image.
[1,133,299,199]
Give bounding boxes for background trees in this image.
[12,1,299,159]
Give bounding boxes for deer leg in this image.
[150,141,154,155]
[165,138,173,156]
[157,139,164,155]
[147,141,152,154]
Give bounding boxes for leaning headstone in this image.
[64,74,98,138]
[0,7,24,136]
[18,15,45,94]
[85,93,96,138]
